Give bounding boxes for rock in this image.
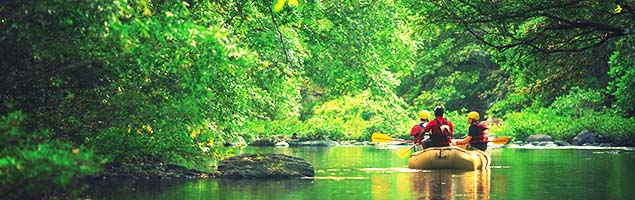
[532,141,557,147]
[599,143,614,147]
[543,142,558,148]
[554,140,571,146]
[573,130,598,146]
[351,141,367,146]
[275,141,289,147]
[218,154,314,179]
[526,134,553,142]
[249,139,275,146]
[288,140,339,147]
[512,141,526,146]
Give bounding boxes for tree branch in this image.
[265,0,293,68]
[540,13,627,34]
[437,0,631,53]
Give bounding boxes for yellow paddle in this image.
[396,144,418,158]
[455,136,510,150]
[395,136,429,158]
[371,133,421,158]
[371,132,395,143]
[371,133,412,143]
[489,137,510,145]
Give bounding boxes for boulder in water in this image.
[573,130,598,146]
[249,139,275,146]
[217,154,314,179]
[526,134,553,142]
[554,140,571,146]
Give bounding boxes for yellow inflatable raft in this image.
[408,146,490,170]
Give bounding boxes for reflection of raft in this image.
[408,146,490,170]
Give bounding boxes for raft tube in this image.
[408,146,490,170]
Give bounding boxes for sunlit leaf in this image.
[274,0,286,12]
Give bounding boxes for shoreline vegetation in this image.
[1,109,633,199]
[1,1,634,199]
[88,131,635,181]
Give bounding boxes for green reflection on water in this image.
[86,147,635,200]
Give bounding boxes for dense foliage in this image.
[1,0,634,198]
[0,111,101,199]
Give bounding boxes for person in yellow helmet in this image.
[455,111,489,151]
[410,110,431,150]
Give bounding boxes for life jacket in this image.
[431,118,452,146]
[470,123,489,144]
[410,122,428,143]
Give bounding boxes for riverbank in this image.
[82,146,635,200]
[88,131,635,181]
[88,162,215,180]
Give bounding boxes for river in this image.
[86,146,635,200]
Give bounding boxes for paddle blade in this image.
[396,146,415,158]
[371,132,395,143]
[490,137,509,145]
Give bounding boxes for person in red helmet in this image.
[422,106,454,148]
[410,110,431,150]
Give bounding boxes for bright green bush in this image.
[310,91,411,141]
[550,87,604,117]
[488,92,533,117]
[0,111,101,199]
[244,91,412,141]
[243,119,309,141]
[490,108,635,145]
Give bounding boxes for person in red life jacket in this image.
[422,106,454,148]
[410,110,431,150]
[455,111,489,151]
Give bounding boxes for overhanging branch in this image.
[265,0,293,69]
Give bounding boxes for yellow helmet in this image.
[419,110,431,120]
[468,111,480,120]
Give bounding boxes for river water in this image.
[86,146,635,200]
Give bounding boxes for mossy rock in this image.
[217,154,314,179]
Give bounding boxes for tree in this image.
[426,0,634,53]
[421,0,635,115]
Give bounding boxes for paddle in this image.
[371,133,413,143]
[455,136,510,150]
[396,144,418,158]
[371,133,421,158]
[396,137,429,158]
[489,137,510,145]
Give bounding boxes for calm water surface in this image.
[87,146,635,200]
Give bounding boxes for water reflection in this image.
[411,170,490,200]
[216,179,313,199]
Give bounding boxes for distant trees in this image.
[422,0,635,116]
